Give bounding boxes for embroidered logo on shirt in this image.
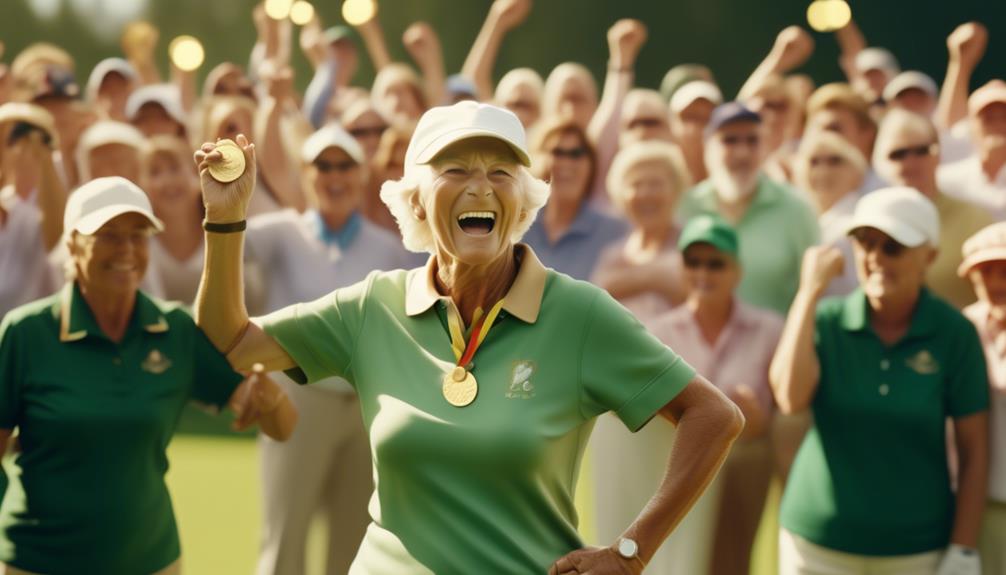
[141,349,172,375]
[905,349,939,375]
[506,360,536,399]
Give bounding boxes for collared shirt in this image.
[679,174,820,314]
[523,204,628,281]
[962,301,1006,503]
[257,244,695,574]
[0,283,242,574]
[857,168,887,195]
[0,189,58,319]
[929,193,995,309]
[938,156,1006,220]
[316,210,363,250]
[781,288,989,556]
[649,300,784,416]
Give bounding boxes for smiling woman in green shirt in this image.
[0,177,297,575]
[193,103,745,575]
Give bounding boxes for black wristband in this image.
[203,219,247,233]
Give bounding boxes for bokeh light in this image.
[290,1,315,26]
[169,35,205,72]
[342,0,377,26]
[264,0,293,21]
[807,0,852,32]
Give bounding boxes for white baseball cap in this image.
[405,101,530,169]
[958,222,1006,277]
[125,84,186,124]
[882,71,938,102]
[64,176,164,236]
[669,80,723,115]
[845,186,939,247]
[301,123,365,164]
[77,120,146,152]
[968,80,1006,117]
[854,47,900,76]
[85,57,137,102]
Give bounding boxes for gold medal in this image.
[442,366,478,407]
[208,139,246,183]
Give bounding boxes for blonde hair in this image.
[606,141,691,213]
[372,63,427,119]
[794,129,868,191]
[380,161,550,253]
[807,83,874,130]
[542,63,597,118]
[872,108,938,169]
[494,68,544,104]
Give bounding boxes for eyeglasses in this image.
[315,159,358,173]
[760,100,790,112]
[809,154,846,168]
[86,229,155,247]
[627,117,664,130]
[505,100,536,111]
[887,143,937,162]
[348,125,387,139]
[683,256,728,271]
[720,134,760,147]
[549,147,588,160]
[850,230,907,257]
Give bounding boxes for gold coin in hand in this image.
[208,139,246,183]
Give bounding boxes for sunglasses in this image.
[549,147,588,160]
[887,143,937,162]
[851,230,907,257]
[315,159,358,173]
[720,134,760,147]
[348,125,387,139]
[759,100,790,112]
[809,154,845,168]
[628,117,664,130]
[683,256,728,271]
[506,100,536,111]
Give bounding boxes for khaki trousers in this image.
[779,529,942,575]
[980,500,1006,575]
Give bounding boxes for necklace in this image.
[441,299,506,407]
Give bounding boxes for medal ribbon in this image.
[446,299,506,367]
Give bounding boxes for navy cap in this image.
[704,101,761,139]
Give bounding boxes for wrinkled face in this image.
[133,103,181,137]
[70,212,153,297]
[891,88,936,117]
[89,143,141,184]
[671,98,716,147]
[621,98,672,147]
[216,109,252,143]
[973,102,1006,154]
[143,149,197,218]
[377,79,424,122]
[850,227,934,302]
[538,132,592,206]
[970,261,1006,307]
[704,121,764,197]
[682,243,740,303]
[305,146,364,218]
[809,108,871,153]
[801,147,863,199]
[97,72,133,121]
[415,137,523,265]
[874,127,938,190]
[345,109,388,160]
[499,82,541,129]
[621,160,678,232]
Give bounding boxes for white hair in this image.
[380,164,550,253]
[606,141,691,213]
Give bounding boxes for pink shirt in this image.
[962,301,1006,502]
[650,300,784,414]
[591,233,683,323]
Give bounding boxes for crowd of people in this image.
[0,1,1003,574]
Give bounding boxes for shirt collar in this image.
[693,173,779,213]
[839,287,938,338]
[59,282,169,343]
[405,243,548,324]
[314,210,362,250]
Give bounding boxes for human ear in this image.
[408,190,426,221]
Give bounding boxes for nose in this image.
[466,171,493,197]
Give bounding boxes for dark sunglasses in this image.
[549,147,588,160]
[809,154,845,168]
[760,100,790,112]
[683,256,728,271]
[315,159,358,173]
[348,125,387,139]
[721,134,760,147]
[887,143,937,162]
[628,117,664,130]
[506,100,536,111]
[851,230,907,257]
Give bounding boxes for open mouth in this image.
[457,211,496,236]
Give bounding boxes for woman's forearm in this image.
[769,288,821,413]
[256,98,304,212]
[356,19,392,71]
[259,395,297,441]
[950,413,989,548]
[195,231,249,353]
[624,387,744,564]
[36,150,67,251]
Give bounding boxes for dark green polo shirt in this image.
[781,288,989,556]
[0,283,243,575]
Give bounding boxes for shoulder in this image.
[1,292,60,333]
[357,220,407,252]
[248,208,303,232]
[542,270,605,313]
[739,302,785,332]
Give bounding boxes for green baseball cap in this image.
[677,215,739,257]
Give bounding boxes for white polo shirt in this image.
[0,189,58,318]
[938,156,1006,221]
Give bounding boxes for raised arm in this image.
[255,61,305,211]
[549,375,744,574]
[737,26,814,101]
[937,22,987,131]
[460,0,532,102]
[834,19,867,88]
[193,135,295,372]
[769,246,843,414]
[354,14,393,72]
[30,132,68,251]
[402,22,446,108]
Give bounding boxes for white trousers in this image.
[256,378,373,575]
[779,529,942,575]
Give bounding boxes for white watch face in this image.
[617,538,638,558]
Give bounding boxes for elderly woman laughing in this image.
[193,102,743,574]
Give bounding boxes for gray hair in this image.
[606,141,691,213]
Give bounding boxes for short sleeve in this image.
[580,289,696,431]
[189,322,245,410]
[946,319,989,418]
[257,274,372,385]
[0,314,22,429]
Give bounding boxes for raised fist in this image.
[800,245,845,295]
[947,22,988,71]
[490,0,532,31]
[608,19,648,69]
[772,26,814,72]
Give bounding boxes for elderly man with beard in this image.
[679,102,818,315]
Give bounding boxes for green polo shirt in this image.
[780,288,989,556]
[0,283,243,575]
[679,174,819,314]
[259,245,695,574]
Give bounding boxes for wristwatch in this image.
[616,537,639,561]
